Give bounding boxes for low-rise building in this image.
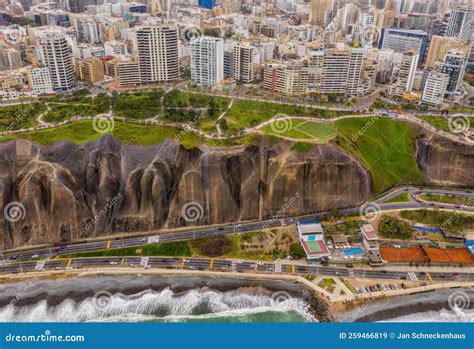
[360,224,379,252]
[297,220,330,260]
[27,67,54,95]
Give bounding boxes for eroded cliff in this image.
[0,136,371,248]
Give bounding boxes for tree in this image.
[378,215,412,240]
[290,243,306,258]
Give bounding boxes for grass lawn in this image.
[335,118,422,193]
[417,115,474,133]
[112,89,164,119]
[263,119,337,142]
[68,241,192,258]
[420,193,472,205]
[290,142,312,153]
[0,120,183,146]
[318,278,336,292]
[400,209,474,233]
[0,103,45,132]
[43,94,110,122]
[385,192,410,203]
[224,99,347,134]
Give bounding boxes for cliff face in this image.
[0,136,371,249]
[417,137,474,187]
[1,134,472,249]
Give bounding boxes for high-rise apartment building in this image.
[446,9,473,40]
[0,47,22,70]
[321,47,350,95]
[310,0,333,26]
[379,28,428,64]
[233,43,255,83]
[76,57,104,84]
[425,35,470,68]
[440,49,468,94]
[38,30,75,92]
[346,47,365,96]
[136,25,179,84]
[190,36,224,87]
[306,42,324,93]
[395,50,418,96]
[421,70,449,105]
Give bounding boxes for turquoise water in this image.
[343,248,363,256]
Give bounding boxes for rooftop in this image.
[297,220,324,235]
[361,224,378,240]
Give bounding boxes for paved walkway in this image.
[1,267,472,303]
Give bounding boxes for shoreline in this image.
[337,288,474,322]
[0,271,334,322]
[0,268,472,322]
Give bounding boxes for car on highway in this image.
[9,256,17,261]
[110,261,118,265]
[31,254,39,258]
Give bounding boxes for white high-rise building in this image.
[421,70,449,106]
[321,47,350,95]
[446,9,473,40]
[38,30,75,92]
[27,67,54,95]
[136,25,179,84]
[347,47,365,96]
[395,50,418,95]
[233,43,255,83]
[190,36,224,88]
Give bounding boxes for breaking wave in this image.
[0,287,314,322]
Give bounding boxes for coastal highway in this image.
[0,256,472,282]
[1,186,473,263]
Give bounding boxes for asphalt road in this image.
[1,186,473,264]
[1,256,472,282]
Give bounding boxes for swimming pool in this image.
[343,248,363,256]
